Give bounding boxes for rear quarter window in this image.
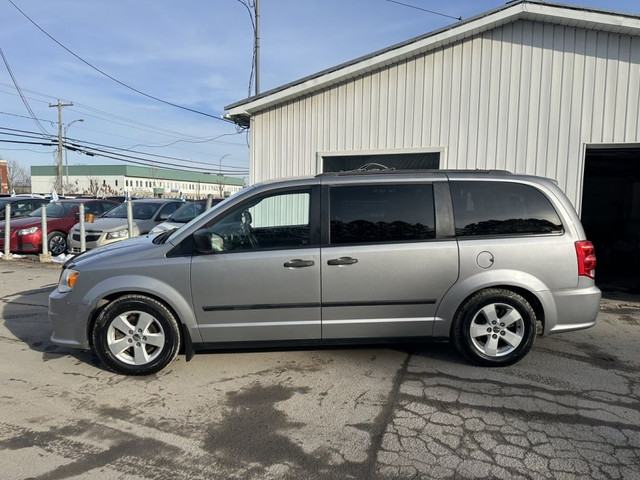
[450,181,564,237]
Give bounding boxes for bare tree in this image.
[6,159,30,193]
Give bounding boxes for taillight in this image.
[575,240,596,279]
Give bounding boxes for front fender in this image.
[81,274,203,344]
[433,269,555,338]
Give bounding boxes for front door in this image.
[191,187,321,343]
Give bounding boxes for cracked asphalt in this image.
[0,260,638,480]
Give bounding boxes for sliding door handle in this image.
[284,259,315,268]
[327,257,358,266]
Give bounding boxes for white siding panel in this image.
[249,19,640,209]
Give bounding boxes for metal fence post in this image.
[39,202,51,263]
[79,203,86,253]
[127,197,134,239]
[3,204,12,260]
[41,204,48,255]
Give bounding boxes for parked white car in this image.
[67,199,184,253]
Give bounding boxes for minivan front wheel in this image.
[92,295,181,375]
[452,289,536,366]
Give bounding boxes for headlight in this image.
[17,226,39,236]
[107,229,129,239]
[58,269,79,293]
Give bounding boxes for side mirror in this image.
[159,213,170,221]
[193,229,224,254]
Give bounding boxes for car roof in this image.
[130,198,184,203]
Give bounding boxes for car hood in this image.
[2,216,64,229]
[68,234,162,268]
[72,218,137,233]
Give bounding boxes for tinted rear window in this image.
[329,184,435,245]
[451,181,563,237]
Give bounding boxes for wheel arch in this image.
[83,276,202,351]
[446,285,545,338]
[434,269,551,338]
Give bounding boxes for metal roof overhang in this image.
[224,0,640,127]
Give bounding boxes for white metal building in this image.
[225,0,640,283]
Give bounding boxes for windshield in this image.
[166,189,248,244]
[105,202,160,220]
[29,202,76,219]
[168,202,207,223]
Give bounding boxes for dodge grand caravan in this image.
[49,170,601,375]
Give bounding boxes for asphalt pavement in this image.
[0,258,638,480]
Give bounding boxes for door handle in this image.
[327,257,358,266]
[284,259,315,268]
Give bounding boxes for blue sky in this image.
[1,0,639,181]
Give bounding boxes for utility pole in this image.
[255,0,260,95]
[49,100,73,193]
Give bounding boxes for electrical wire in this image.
[385,0,462,21]
[7,0,233,123]
[0,127,249,174]
[0,47,51,136]
[0,87,246,149]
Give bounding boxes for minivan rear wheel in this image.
[452,288,536,366]
[92,295,180,375]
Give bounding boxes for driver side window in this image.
[208,190,311,252]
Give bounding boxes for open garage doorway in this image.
[581,147,640,293]
[321,151,440,173]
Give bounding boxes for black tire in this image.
[452,288,536,367]
[92,295,181,375]
[48,231,67,256]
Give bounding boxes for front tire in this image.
[92,295,181,375]
[452,288,536,366]
[48,231,67,256]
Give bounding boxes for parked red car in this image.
[0,199,119,256]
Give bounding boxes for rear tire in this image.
[452,288,536,366]
[92,295,180,375]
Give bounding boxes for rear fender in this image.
[433,269,555,337]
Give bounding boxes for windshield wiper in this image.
[152,228,177,244]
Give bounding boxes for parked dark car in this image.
[0,199,120,256]
[149,198,225,234]
[0,197,45,220]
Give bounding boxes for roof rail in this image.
[317,168,512,177]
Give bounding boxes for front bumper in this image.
[48,288,92,350]
[67,232,126,253]
[0,232,41,253]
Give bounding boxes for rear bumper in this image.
[545,285,601,334]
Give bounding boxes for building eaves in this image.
[224,0,640,126]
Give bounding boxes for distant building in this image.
[30,164,245,199]
[0,160,7,194]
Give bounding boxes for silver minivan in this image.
[49,171,601,375]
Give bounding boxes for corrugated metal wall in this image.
[249,19,640,210]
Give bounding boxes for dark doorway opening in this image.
[322,152,440,173]
[581,147,640,293]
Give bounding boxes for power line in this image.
[7,0,233,123]
[385,0,462,21]
[0,47,51,136]
[0,126,249,174]
[0,86,246,148]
